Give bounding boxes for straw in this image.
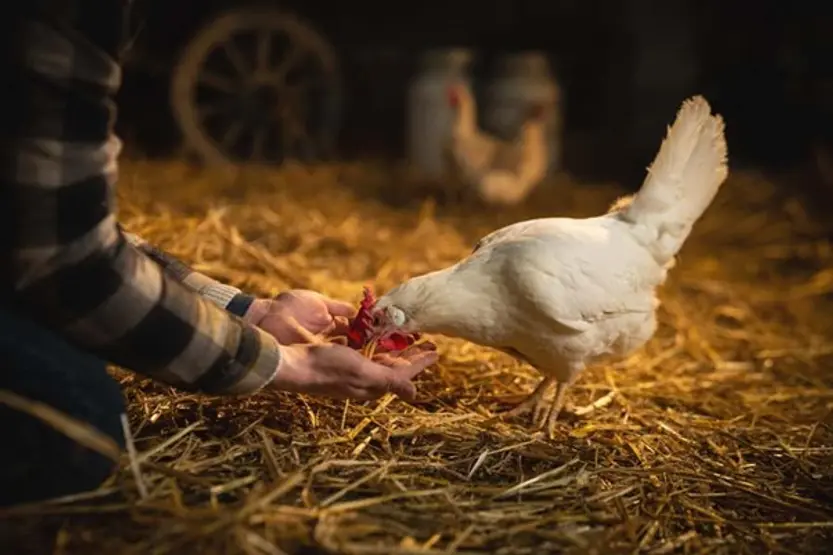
[0,160,831,554]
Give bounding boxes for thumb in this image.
[324,298,356,318]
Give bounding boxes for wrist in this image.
[271,343,306,392]
[242,298,270,325]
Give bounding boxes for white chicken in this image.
[446,82,549,206]
[373,96,728,436]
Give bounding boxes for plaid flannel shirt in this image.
[0,2,281,395]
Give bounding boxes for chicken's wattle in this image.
[346,287,420,354]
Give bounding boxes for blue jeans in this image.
[0,307,126,507]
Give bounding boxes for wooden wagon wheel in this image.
[170,9,342,166]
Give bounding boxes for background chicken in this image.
[446,83,549,206]
[373,96,729,436]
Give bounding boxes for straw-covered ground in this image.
[2,161,832,554]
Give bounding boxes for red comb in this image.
[346,286,376,349]
[447,85,460,107]
[529,103,546,120]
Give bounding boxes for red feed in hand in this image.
[346,287,420,353]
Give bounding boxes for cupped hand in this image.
[271,342,439,401]
[245,289,355,345]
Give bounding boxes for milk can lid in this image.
[420,48,475,70]
[496,51,551,75]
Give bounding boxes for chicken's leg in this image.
[543,380,574,438]
[495,376,555,422]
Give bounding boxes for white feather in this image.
[619,95,729,266]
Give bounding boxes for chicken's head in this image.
[373,264,465,338]
[371,297,414,338]
[372,303,408,335]
[372,278,434,336]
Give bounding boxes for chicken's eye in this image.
[388,307,407,327]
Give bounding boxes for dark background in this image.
[116,0,833,187]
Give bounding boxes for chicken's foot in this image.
[542,381,573,438]
[488,377,555,425]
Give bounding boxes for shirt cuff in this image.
[200,283,243,309]
[223,327,282,395]
[226,293,256,317]
[192,282,255,317]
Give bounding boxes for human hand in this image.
[245,290,355,345]
[272,341,438,401]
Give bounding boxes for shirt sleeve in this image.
[120,228,257,319]
[0,3,280,395]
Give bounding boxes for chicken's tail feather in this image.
[619,95,728,265]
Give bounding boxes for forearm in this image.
[13,225,280,395]
[120,228,256,318]
[1,1,279,396]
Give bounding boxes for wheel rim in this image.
[171,11,341,165]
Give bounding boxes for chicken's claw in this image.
[543,382,571,438]
[485,377,575,439]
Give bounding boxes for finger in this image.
[371,348,437,367]
[415,341,438,352]
[317,318,337,337]
[396,351,439,381]
[398,341,437,359]
[371,353,408,367]
[385,379,417,402]
[334,387,379,402]
[323,298,356,318]
[355,388,385,402]
[331,316,351,336]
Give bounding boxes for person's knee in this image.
[0,405,123,507]
[0,379,125,507]
[0,309,126,506]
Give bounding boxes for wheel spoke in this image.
[222,38,250,75]
[198,71,237,93]
[273,46,306,83]
[256,30,272,73]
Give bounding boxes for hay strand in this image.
[1,161,832,554]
